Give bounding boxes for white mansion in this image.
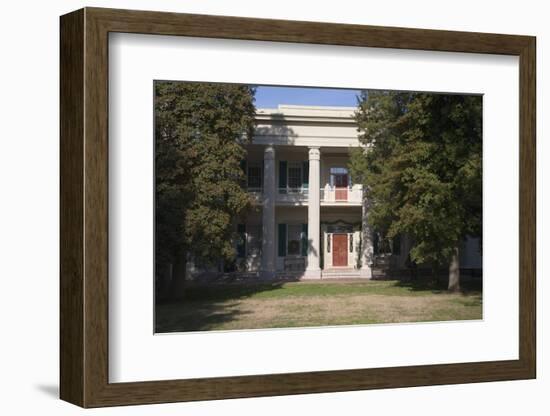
[201,104,481,279]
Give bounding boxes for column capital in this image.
[264,145,275,160]
[308,146,320,160]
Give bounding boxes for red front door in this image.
[332,234,348,267]
[334,174,348,201]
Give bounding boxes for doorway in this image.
[332,233,348,267]
[330,167,349,201]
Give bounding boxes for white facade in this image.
[237,105,375,279]
[231,104,482,279]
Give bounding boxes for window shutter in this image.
[278,223,287,257]
[301,223,308,257]
[279,161,287,191]
[302,161,309,189]
[237,224,246,258]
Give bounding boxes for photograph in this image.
[154,82,483,333]
[52,3,537,410]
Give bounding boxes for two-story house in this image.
[192,104,482,280]
[235,104,371,279]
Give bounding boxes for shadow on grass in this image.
[155,281,288,333]
[156,277,483,332]
[159,280,291,303]
[393,276,483,296]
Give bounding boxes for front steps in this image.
[198,268,369,282]
[321,268,364,279]
[275,268,366,279]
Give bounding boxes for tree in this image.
[155,81,256,298]
[349,90,482,291]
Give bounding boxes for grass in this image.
[155,278,482,333]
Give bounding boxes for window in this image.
[287,162,302,189]
[247,162,262,189]
[279,160,308,192]
[247,225,262,257]
[278,224,287,257]
[329,167,350,187]
[287,224,302,255]
[330,167,348,175]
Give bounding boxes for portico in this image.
[237,104,374,279]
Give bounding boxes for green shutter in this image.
[301,223,308,256]
[302,161,309,189]
[279,161,287,192]
[237,224,246,258]
[278,224,287,257]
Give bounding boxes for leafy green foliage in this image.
[349,90,482,268]
[155,81,256,268]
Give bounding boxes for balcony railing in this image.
[278,187,309,195]
[247,185,362,204]
[321,185,363,204]
[277,187,308,204]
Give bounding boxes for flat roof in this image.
[256,104,357,121]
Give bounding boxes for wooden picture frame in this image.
[60,7,536,408]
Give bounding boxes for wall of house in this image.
[246,148,356,190]
[321,207,362,269]
[320,155,354,187]
[253,105,360,148]
[245,104,483,275]
[235,208,263,272]
[322,228,362,269]
[275,207,308,271]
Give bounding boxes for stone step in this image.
[321,269,362,278]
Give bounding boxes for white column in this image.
[360,190,373,278]
[305,147,322,278]
[261,145,276,279]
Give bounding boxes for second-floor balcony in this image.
[244,150,363,207]
[320,184,363,205]
[247,185,363,206]
[277,186,309,205]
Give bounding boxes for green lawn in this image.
[155,279,482,333]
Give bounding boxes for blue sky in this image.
[254,86,361,108]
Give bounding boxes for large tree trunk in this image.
[448,246,460,292]
[169,251,187,300]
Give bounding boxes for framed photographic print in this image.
[60,7,536,408]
